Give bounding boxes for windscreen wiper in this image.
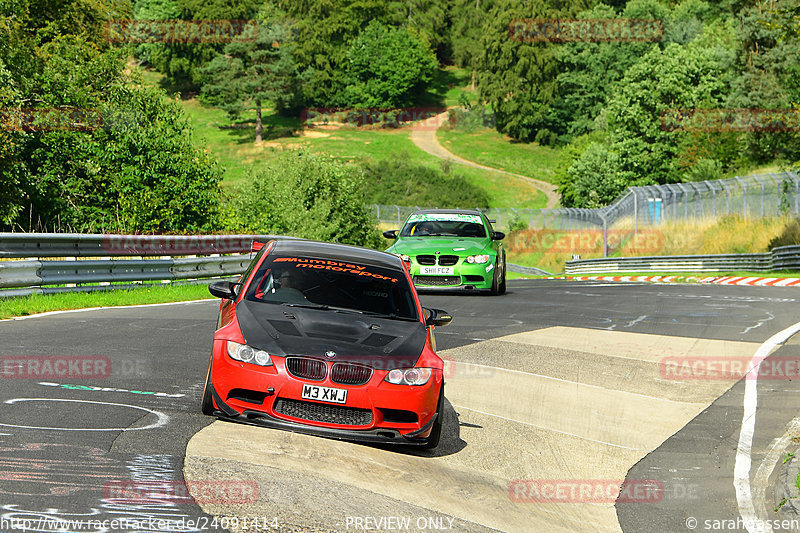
[282,303,363,315]
[360,311,419,322]
[281,303,329,310]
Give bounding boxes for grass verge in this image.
[437,127,561,184]
[0,284,214,320]
[138,64,544,206]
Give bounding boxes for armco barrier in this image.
[564,245,800,275]
[0,233,293,297]
[507,263,552,276]
[0,233,290,258]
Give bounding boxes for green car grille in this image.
[416,254,459,266]
[413,275,461,286]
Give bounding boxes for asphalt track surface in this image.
[1,280,800,532]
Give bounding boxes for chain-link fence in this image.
[371,171,800,233]
[370,205,551,231]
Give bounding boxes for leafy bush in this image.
[343,21,438,108]
[447,106,495,132]
[359,158,489,209]
[768,219,800,249]
[0,2,224,233]
[229,152,383,248]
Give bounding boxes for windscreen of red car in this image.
[400,213,487,238]
[244,256,418,320]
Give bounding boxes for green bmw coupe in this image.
[384,209,507,294]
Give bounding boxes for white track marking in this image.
[0,398,169,431]
[624,315,648,328]
[741,312,775,335]
[735,321,800,533]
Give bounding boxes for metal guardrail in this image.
[0,233,295,297]
[564,245,800,275]
[0,256,255,289]
[0,233,289,258]
[507,263,552,276]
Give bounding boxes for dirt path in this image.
[409,111,560,208]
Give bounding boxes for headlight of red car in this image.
[226,341,273,367]
[384,368,433,386]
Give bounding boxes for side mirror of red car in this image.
[209,281,237,300]
[424,307,453,327]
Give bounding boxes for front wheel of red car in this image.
[420,387,444,450]
[200,357,215,416]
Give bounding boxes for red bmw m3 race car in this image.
[201,239,452,449]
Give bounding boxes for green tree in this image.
[563,142,634,208]
[605,30,734,182]
[274,0,394,106]
[549,1,672,143]
[399,0,452,60]
[343,21,437,108]
[558,23,738,207]
[131,0,262,92]
[200,21,299,143]
[274,0,449,107]
[476,0,594,144]
[230,152,383,248]
[0,58,24,225]
[451,0,493,89]
[1,0,222,232]
[728,0,800,163]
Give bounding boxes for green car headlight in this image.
[466,254,491,264]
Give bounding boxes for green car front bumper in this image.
[409,260,496,290]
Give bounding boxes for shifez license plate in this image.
[420,266,455,275]
[301,384,347,404]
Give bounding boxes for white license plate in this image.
[420,266,455,275]
[301,384,347,404]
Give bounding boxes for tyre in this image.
[490,261,501,295]
[498,261,507,295]
[420,386,444,450]
[200,357,216,415]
